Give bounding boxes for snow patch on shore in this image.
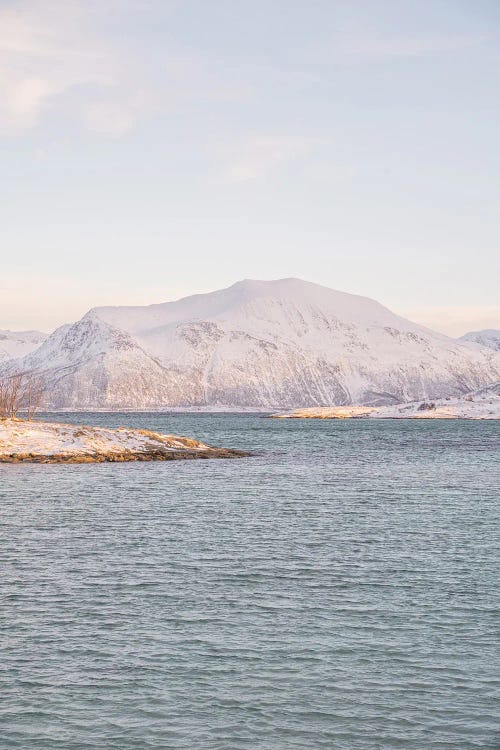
[272,383,500,419]
[0,419,237,462]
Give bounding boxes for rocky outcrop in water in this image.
[0,419,247,463]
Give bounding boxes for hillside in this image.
[0,329,47,363]
[3,279,499,409]
[459,329,500,351]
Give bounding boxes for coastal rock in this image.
[0,419,247,463]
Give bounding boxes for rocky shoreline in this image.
[0,419,248,464]
[270,384,500,420]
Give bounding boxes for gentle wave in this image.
[1,414,499,749]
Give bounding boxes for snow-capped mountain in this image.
[4,279,500,409]
[0,329,47,363]
[459,329,500,351]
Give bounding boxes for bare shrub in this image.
[25,374,45,420]
[0,371,46,420]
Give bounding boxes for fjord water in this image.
[1,414,498,750]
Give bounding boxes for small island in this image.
[271,384,500,420]
[0,419,247,464]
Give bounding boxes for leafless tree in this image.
[25,374,45,420]
[0,371,46,420]
[0,372,24,419]
[0,377,8,418]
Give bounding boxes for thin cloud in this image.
[0,0,131,133]
[315,26,485,65]
[224,135,321,182]
[0,0,212,136]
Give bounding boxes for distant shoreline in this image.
[270,393,500,420]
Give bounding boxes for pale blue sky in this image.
[1,0,499,335]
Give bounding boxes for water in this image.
[1,413,499,749]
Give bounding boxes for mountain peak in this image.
[3,280,498,409]
[88,277,402,337]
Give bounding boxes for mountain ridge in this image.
[0,329,47,363]
[2,279,499,409]
[459,329,500,351]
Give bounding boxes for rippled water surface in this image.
[1,413,499,749]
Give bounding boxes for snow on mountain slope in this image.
[0,329,47,363]
[92,279,402,335]
[3,279,499,409]
[10,314,199,408]
[459,329,500,351]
